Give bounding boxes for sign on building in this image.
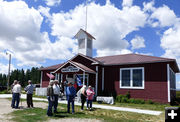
[61,66,79,72]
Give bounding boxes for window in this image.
[120,67,144,89]
[169,67,175,89]
[79,39,85,49]
[87,39,92,49]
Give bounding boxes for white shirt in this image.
[13,84,21,93]
[53,84,60,95]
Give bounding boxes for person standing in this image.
[12,81,21,109]
[47,81,54,116]
[66,82,76,114]
[80,85,87,110]
[11,80,16,108]
[24,80,34,108]
[53,80,60,113]
[86,86,95,110]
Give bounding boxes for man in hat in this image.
[11,80,17,108]
[53,80,60,113]
[24,80,34,108]
[12,80,21,109]
[47,80,54,116]
[66,81,76,114]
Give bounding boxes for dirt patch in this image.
[0,99,102,122]
[0,99,14,122]
[48,118,103,122]
[0,98,48,122]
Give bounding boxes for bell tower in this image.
[75,29,95,57]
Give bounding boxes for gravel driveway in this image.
[0,98,102,122]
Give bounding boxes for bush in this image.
[125,91,130,99]
[0,90,10,94]
[133,99,145,104]
[116,94,129,103]
[129,98,135,103]
[121,97,129,103]
[146,100,154,104]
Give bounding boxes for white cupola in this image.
[74,29,95,57]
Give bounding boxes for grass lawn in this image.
[9,102,164,122]
[6,91,180,122]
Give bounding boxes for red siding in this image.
[103,62,169,103]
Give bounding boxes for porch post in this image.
[102,67,104,91]
[167,64,170,102]
[83,71,85,85]
[95,66,98,96]
[61,74,63,83]
[40,71,43,88]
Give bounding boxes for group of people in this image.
[46,80,60,116]
[11,79,95,117]
[47,79,95,116]
[79,85,95,110]
[11,80,34,109]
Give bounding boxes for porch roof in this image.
[53,61,96,74]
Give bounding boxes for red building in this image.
[40,29,179,103]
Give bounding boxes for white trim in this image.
[167,64,170,102]
[96,66,98,96]
[120,67,144,89]
[53,61,85,73]
[70,53,98,64]
[40,71,43,87]
[61,74,63,83]
[83,72,85,85]
[102,67,104,91]
[53,60,95,74]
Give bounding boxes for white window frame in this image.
[120,67,144,89]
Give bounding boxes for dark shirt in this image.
[47,85,54,97]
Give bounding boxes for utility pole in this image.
[6,52,11,91]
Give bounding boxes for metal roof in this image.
[39,63,64,71]
[95,54,175,65]
[40,53,179,73]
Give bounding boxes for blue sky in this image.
[0,0,180,88]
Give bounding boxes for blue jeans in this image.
[12,93,20,108]
[67,96,74,113]
[53,95,59,112]
[47,96,54,116]
[87,100,92,109]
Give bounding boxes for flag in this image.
[46,73,55,79]
[76,74,82,86]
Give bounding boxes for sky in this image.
[0,0,180,88]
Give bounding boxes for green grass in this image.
[7,91,180,122]
[10,108,48,122]
[95,102,175,111]
[9,102,164,122]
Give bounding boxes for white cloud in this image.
[131,36,145,50]
[122,0,133,7]
[0,63,15,74]
[96,49,132,57]
[161,23,180,67]
[150,5,178,27]
[50,1,147,57]
[143,1,155,12]
[0,0,75,67]
[38,6,51,19]
[45,0,61,7]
